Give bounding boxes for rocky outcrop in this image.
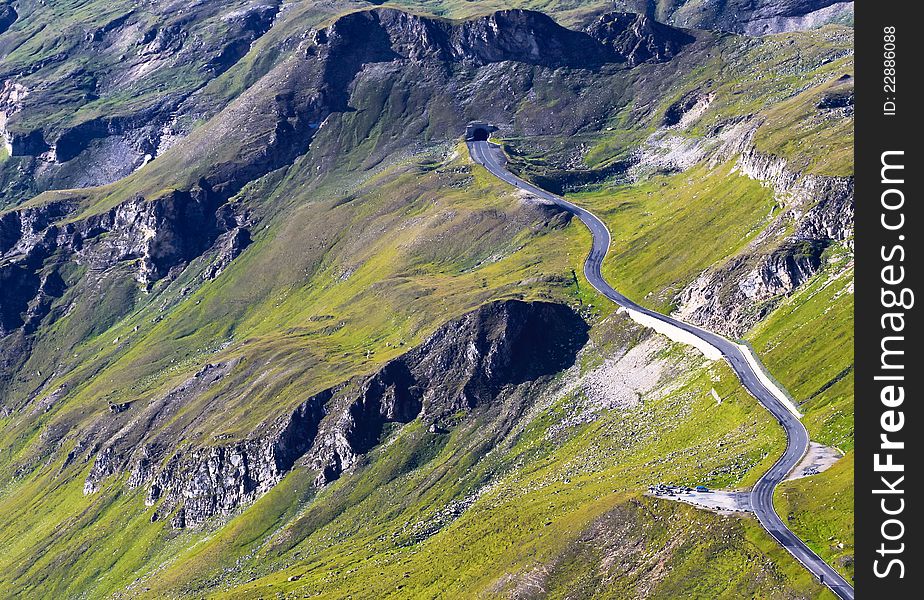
[80,360,243,495]
[323,9,693,70]
[0,186,251,336]
[0,3,16,36]
[0,258,41,335]
[138,389,330,526]
[0,200,76,336]
[0,1,282,196]
[674,143,853,337]
[737,239,829,299]
[81,300,588,527]
[66,184,251,288]
[734,149,854,250]
[307,299,588,486]
[4,96,181,193]
[586,12,694,66]
[201,226,251,281]
[662,91,714,128]
[205,4,279,74]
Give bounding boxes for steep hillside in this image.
[0,0,851,207]
[1,6,703,403]
[0,3,852,598]
[0,0,304,205]
[502,19,854,581]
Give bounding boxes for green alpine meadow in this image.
[0,1,853,598]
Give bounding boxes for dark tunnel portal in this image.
[471,128,489,141]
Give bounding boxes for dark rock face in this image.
[453,10,603,67]
[817,90,853,110]
[662,91,706,127]
[5,128,49,156]
[0,4,15,36]
[0,260,39,334]
[0,200,76,336]
[320,8,693,70]
[307,299,589,487]
[743,0,848,19]
[81,300,588,527]
[586,12,694,66]
[0,186,250,337]
[205,4,279,74]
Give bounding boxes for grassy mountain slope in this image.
[0,141,835,597]
[777,453,854,581]
[750,251,854,580]
[501,22,854,588]
[0,4,852,598]
[0,145,589,596]
[20,313,827,599]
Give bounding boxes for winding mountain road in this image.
[468,140,854,600]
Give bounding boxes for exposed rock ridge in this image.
[306,299,589,487]
[0,188,251,337]
[672,119,853,336]
[320,8,694,69]
[0,1,282,196]
[0,3,15,36]
[81,300,588,527]
[1,6,693,202]
[585,11,695,66]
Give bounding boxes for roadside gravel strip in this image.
[468,140,854,599]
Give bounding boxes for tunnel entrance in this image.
[466,121,496,141]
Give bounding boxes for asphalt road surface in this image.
[468,140,854,600]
